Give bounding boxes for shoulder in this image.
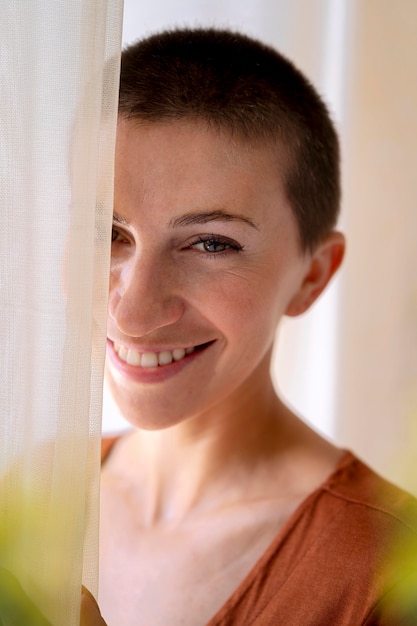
[321,451,417,566]
[318,452,417,624]
[325,451,417,532]
[227,452,417,625]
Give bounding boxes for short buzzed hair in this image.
[119,28,341,252]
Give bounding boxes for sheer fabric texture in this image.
[0,1,123,623]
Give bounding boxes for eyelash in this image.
[188,235,244,256]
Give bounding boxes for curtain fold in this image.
[0,2,123,623]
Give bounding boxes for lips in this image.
[113,342,195,368]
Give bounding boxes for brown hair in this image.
[119,28,341,252]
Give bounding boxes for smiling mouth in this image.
[113,342,212,368]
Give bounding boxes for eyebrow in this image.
[113,213,129,225]
[168,210,259,230]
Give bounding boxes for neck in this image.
[107,377,293,522]
[104,357,340,526]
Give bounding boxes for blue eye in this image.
[191,235,243,255]
[203,239,228,253]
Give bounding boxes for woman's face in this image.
[106,119,312,430]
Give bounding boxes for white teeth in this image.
[141,352,158,368]
[158,351,173,366]
[118,345,128,361]
[114,343,195,368]
[172,348,186,361]
[126,349,141,366]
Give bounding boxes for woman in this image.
[90,28,417,626]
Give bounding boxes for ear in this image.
[285,231,345,317]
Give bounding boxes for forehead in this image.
[114,118,297,240]
[116,117,285,178]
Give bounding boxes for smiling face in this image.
[106,119,337,430]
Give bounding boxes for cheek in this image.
[107,260,134,315]
[193,264,292,346]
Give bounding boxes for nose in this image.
[108,250,185,338]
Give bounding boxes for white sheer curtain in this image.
[0,2,123,623]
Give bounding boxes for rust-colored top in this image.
[101,439,417,625]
